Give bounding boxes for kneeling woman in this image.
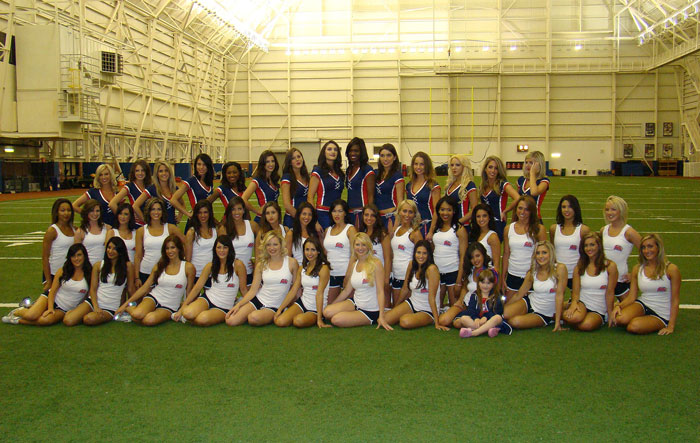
[173,235,248,326]
[504,241,567,331]
[384,240,447,330]
[225,231,298,326]
[612,234,681,335]
[322,233,392,330]
[116,235,195,326]
[274,236,331,328]
[454,269,511,338]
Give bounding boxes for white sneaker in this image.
[113,312,132,323]
[2,313,19,324]
[171,312,186,323]
[439,306,449,314]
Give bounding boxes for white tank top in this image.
[141,224,170,274]
[579,267,608,316]
[95,261,127,312]
[433,226,460,273]
[530,274,557,317]
[113,229,136,263]
[231,220,255,274]
[466,269,478,296]
[602,224,634,282]
[391,226,414,279]
[191,228,217,277]
[256,256,293,308]
[49,224,75,275]
[408,274,437,312]
[291,234,308,266]
[150,261,187,311]
[555,224,582,279]
[478,230,496,261]
[638,266,672,321]
[54,276,89,312]
[83,225,107,266]
[300,267,329,312]
[507,223,536,278]
[350,261,379,312]
[205,271,239,310]
[371,237,384,266]
[324,224,352,277]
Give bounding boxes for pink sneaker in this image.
[488,327,500,338]
[459,327,473,338]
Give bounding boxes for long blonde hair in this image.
[479,156,507,196]
[638,233,668,280]
[530,240,558,282]
[351,232,379,286]
[93,164,118,189]
[604,195,628,224]
[393,199,422,230]
[258,230,287,271]
[153,161,177,197]
[525,151,546,180]
[446,154,474,201]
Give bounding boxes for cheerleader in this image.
[345,137,375,226]
[133,161,187,225]
[358,204,392,306]
[549,195,590,289]
[322,199,357,304]
[4,244,91,326]
[41,198,76,293]
[286,202,320,267]
[206,161,249,214]
[406,152,441,237]
[185,200,217,285]
[225,231,298,327]
[170,153,215,232]
[219,196,259,291]
[242,150,280,223]
[173,235,248,326]
[116,235,195,326]
[468,203,501,273]
[454,269,511,337]
[501,196,547,298]
[73,162,119,227]
[390,199,423,306]
[429,154,477,237]
[601,195,641,298]
[74,199,109,266]
[511,151,549,221]
[308,140,345,230]
[563,232,617,331]
[504,241,567,331]
[613,234,681,335]
[431,197,468,306]
[274,236,331,328]
[322,233,392,330]
[374,143,404,229]
[280,148,310,229]
[106,202,138,262]
[256,202,289,256]
[479,155,519,241]
[109,159,152,226]
[384,240,447,330]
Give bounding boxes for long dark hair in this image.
[463,242,492,282]
[193,153,214,188]
[128,159,152,187]
[434,196,460,231]
[376,143,400,181]
[51,198,75,225]
[556,195,583,227]
[302,236,331,277]
[101,237,129,286]
[358,204,386,245]
[222,196,246,239]
[292,202,319,251]
[252,150,280,185]
[513,195,540,241]
[115,202,137,231]
[282,148,310,198]
[408,240,435,290]
[153,235,185,284]
[220,161,246,194]
[60,243,92,285]
[316,140,344,181]
[143,197,166,226]
[191,200,216,240]
[329,199,350,226]
[80,199,104,231]
[577,232,606,276]
[211,235,236,284]
[345,137,369,175]
[259,201,282,235]
[468,203,497,243]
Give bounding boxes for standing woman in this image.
[185,200,218,285]
[308,140,345,230]
[431,154,477,235]
[241,150,280,223]
[563,232,617,331]
[225,231,298,327]
[431,197,468,307]
[479,155,519,241]
[374,143,404,229]
[133,161,187,226]
[601,195,641,299]
[116,235,195,326]
[389,199,423,307]
[358,204,392,305]
[345,137,375,226]
[74,199,109,266]
[549,195,590,289]
[274,237,331,328]
[73,162,119,227]
[173,235,248,326]
[513,151,549,222]
[322,199,357,304]
[501,196,547,299]
[256,202,289,253]
[219,196,259,291]
[106,202,138,262]
[280,148,310,229]
[468,203,501,273]
[612,234,681,335]
[504,241,567,331]
[207,161,248,212]
[169,153,215,232]
[109,159,152,226]
[41,198,76,294]
[287,202,320,267]
[322,233,392,330]
[405,152,441,238]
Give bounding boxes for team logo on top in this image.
[524,241,533,248]
[420,288,429,293]
[281,279,289,284]
[614,245,623,251]
[599,285,607,290]
[247,243,254,248]
[175,284,183,288]
[79,289,87,294]
[398,245,405,250]
[227,283,236,288]
[569,245,578,250]
[658,287,667,292]
[335,243,344,248]
[549,288,556,293]
[444,240,452,246]
[362,278,369,284]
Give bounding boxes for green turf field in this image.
[1,176,699,441]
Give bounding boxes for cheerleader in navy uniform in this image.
[185,200,217,286]
[169,153,215,233]
[286,202,320,267]
[406,152,441,238]
[389,199,423,306]
[206,161,249,214]
[374,143,404,229]
[106,202,138,262]
[601,195,641,299]
[549,195,590,289]
[74,199,109,266]
[109,159,152,227]
[73,162,120,227]
[219,196,259,292]
[280,148,310,229]
[508,151,549,222]
[613,234,681,335]
[133,161,187,225]
[41,199,76,294]
[479,155,519,241]
[431,197,468,307]
[242,150,280,224]
[358,204,392,307]
[345,137,375,226]
[308,140,345,230]
[428,154,477,239]
[322,199,357,304]
[468,204,501,273]
[455,269,511,337]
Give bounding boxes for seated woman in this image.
[454,269,511,338]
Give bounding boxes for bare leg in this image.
[63,302,92,326]
[614,303,644,327]
[182,298,209,322]
[509,313,547,330]
[323,300,356,321]
[16,296,49,322]
[130,298,157,322]
[470,315,503,336]
[503,299,527,321]
[398,312,433,329]
[193,309,226,327]
[577,312,604,332]
[141,309,173,326]
[327,287,341,305]
[83,309,114,326]
[331,310,372,328]
[275,304,302,327]
[384,301,411,326]
[439,304,464,327]
[627,316,665,335]
[226,302,256,326]
[248,308,275,326]
[293,312,318,328]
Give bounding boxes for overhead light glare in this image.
[482,45,489,51]
[551,152,561,158]
[4,147,14,153]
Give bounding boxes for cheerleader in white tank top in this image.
[601,195,641,297]
[502,196,546,297]
[323,208,356,304]
[108,202,139,263]
[549,195,590,287]
[75,200,110,266]
[554,224,582,279]
[357,205,392,299]
[41,199,77,291]
[140,224,169,275]
[48,223,76,278]
[188,227,217,277]
[431,197,468,306]
[186,200,218,279]
[112,229,136,262]
[230,219,256,276]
